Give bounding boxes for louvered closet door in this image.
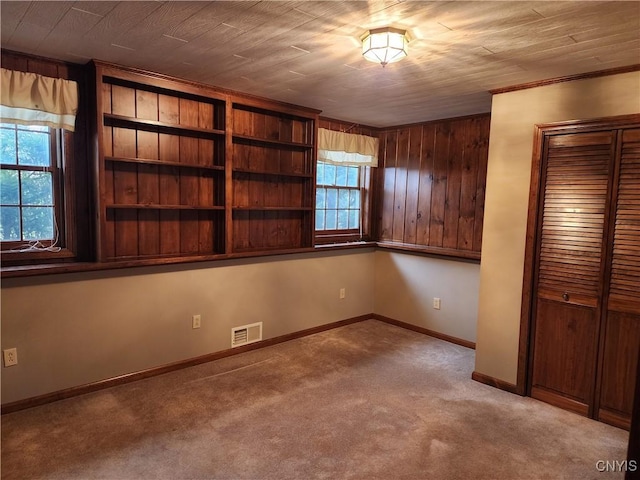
[531,131,616,416]
[598,129,640,429]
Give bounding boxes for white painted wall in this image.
[1,249,375,404]
[373,251,480,344]
[476,71,640,385]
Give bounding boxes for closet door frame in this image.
[517,113,640,398]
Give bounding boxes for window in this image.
[0,123,64,255]
[315,161,365,243]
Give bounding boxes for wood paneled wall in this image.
[376,114,490,259]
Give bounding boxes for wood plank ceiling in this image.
[1,1,639,127]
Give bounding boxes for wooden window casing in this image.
[0,50,87,268]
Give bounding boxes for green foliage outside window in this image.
[316,162,361,231]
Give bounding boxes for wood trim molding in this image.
[375,242,481,262]
[2,313,483,414]
[490,64,640,95]
[1,315,371,415]
[471,371,520,395]
[377,111,491,132]
[318,116,380,134]
[530,386,589,417]
[372,314,476,349]
[2,313,479,414]
[598,408,631,431]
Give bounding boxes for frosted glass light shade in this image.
[362,27,408,66]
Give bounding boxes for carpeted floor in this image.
[1,319,629,479]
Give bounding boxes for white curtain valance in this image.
[0,68,78,131]
[318,128,379,167]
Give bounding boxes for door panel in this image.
[531,131,614,415]
[529,121,640,431]
[598,310,640,429]
[597,128,640,429]
[532,299,599,410]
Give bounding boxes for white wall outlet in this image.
[433,297,441,310]
[3,348,18,367]
[192,314,201,329]
[339,288,346,299]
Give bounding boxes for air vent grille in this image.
[231,322,262,348]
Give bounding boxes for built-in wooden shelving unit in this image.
[94,61,319,263]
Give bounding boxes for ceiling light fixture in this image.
[361,27,409,67]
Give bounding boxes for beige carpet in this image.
[1,320,629,479]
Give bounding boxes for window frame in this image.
[0,124,75,265]
[315,161,373,245]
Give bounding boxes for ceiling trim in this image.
[490,64,640,95]
[377,111,491,132]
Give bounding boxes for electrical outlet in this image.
[339,288,346,299]
[192,314,201,329]
[3,348,18,367]
[433,297,441,310]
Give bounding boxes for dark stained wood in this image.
[391,128,409,243]
[598,311,640,428]
[529,128,614,418]
[521,114,640,429]
[597,129,640,429]
[428,122,450,248]
[379,130,397,241]
[376,114,490,258]
[403,126,422,245]
[95,62,231,261]
[372,313,476,350]
[443,120,464,249]
[230,102,317,253]
[626,349,640,480]
[471,371,520,395]
[490,64,640,95]
[416,124,435,246]
[531,299,599,408]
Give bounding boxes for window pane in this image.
[0,206,20,240]
[326,188,337,209]
[337,210,348,229]
[349,189,360,208]
[349,209,360,229]
[336,165,347,186]
[325,209,337,230]
[316,188,326,209]
[17,130,50,166]
[22,206,54,240]
[0,128,17,165]
[338,189,350,209]
[1,170,20,205]
[324,164,336,186]
[316,162,324,185]
[315,211,325,230]
[21,171,53,205]
[347,166,359,187]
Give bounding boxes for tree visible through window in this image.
[0,123,58,246]
[316,161,361,233]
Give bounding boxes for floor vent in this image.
[231,322,262,348]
